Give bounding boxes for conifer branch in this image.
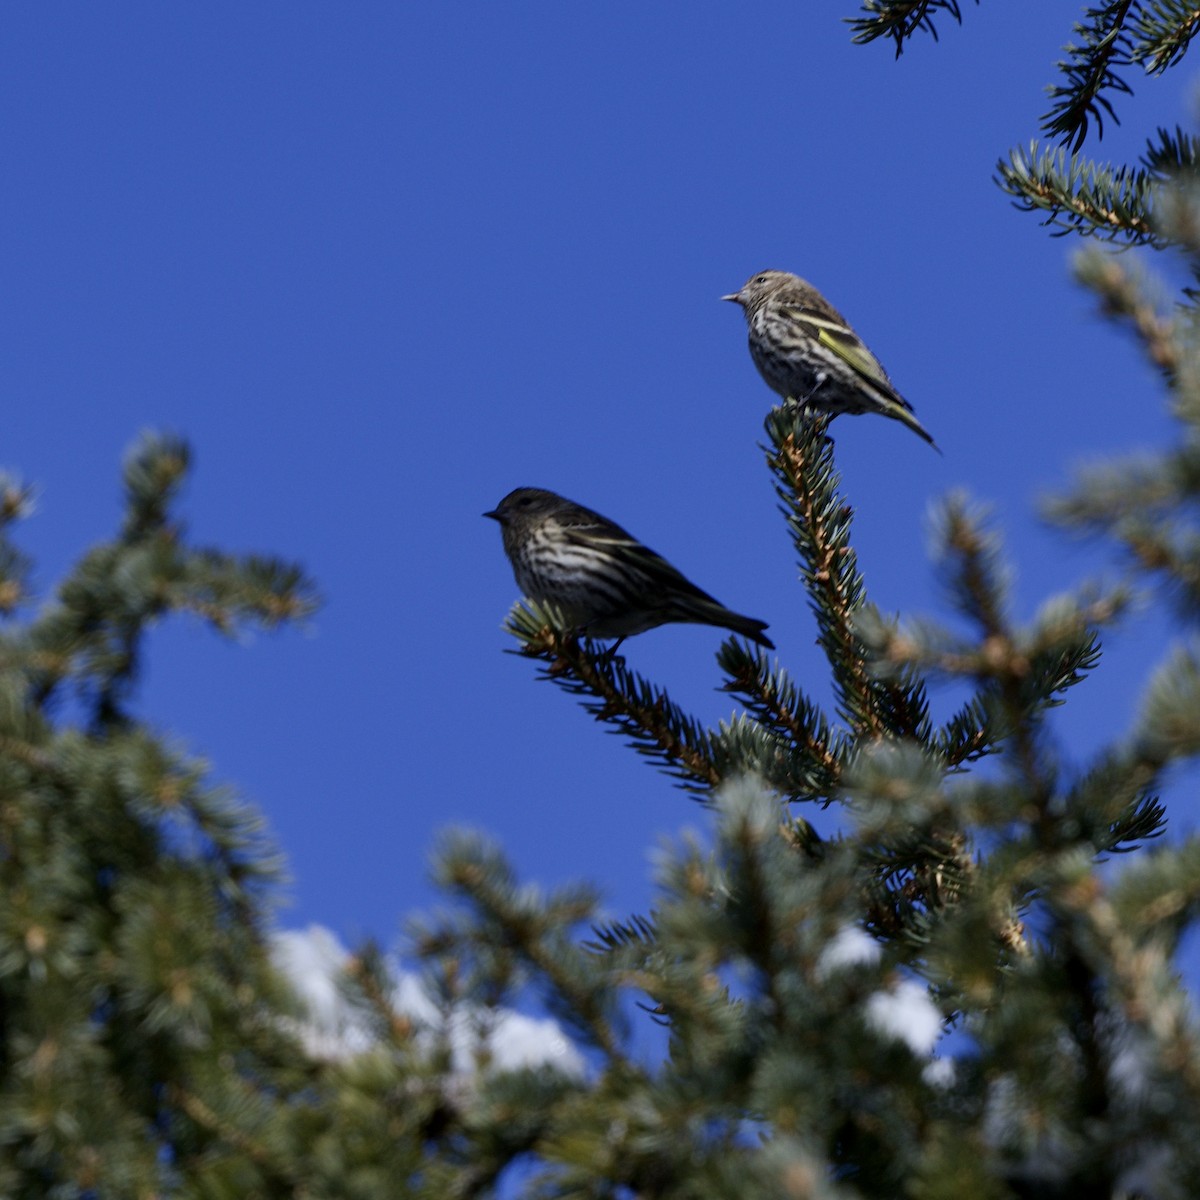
[705,715,823,809]
[0,732,58,776]
[1141,123,1200,175]
[1122,520,1200,601]
[503,601,723,790]
[716,641,843,797]
[863,499,1141,944]
[860,832,979,944]
[720,800,793,1025]
[1045,450,1200,612]
[345,944,420,1049]
[1058,864,1200,1099]
[765,409,887,738]
[996,142,1160,244]
[429,832,628,1064]
[844,742,979,942]
[1043,2,1137,150]
[1109,836,1200,942]
[1062,751,1166,852]
[851,2,1200,252]
[585,911,657,954]
[20,434,317,725]
[915,500,1121,758]
[847,1,973,55]
[1131,1,1200,73]
[169,1083,301,1190]
[0,476,35,618]
[1073,246,1180,378]
[934,694,998,767]
[1134,641,1200,764]
[1043,217,1200,605]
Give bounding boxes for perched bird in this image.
[722,270,938,449]
[484,487,773,649]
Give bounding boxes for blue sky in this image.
[2,4,1195,962]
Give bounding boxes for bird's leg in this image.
[572,624,626,665]
[783,377,825,412]
[803,375,829,405]
[599,635,627,664]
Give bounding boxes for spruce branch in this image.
[1000,127,1198,249]
[1130,0,1200,74]
[850,0,1200,250]
[996,142,1161,243]
[585,911,657,954]
[845,742,979,944]
[1043,2,1137,151]
[1061,751,1166,853]
[1133,640,1200,764]
[767,410,876,734]
[882,593,1115,767]
[862,500,1140,954]
[1045,448,1200,613]
[120,431,190,541]
[1057,860,1200,1102]
[424,1070,580,1200]
[427,831,628,1064]
[1116,516,1200,605]
[716,790,802,1026]
[706,714,826,812]
[1109,835,1200,943]
[1044,454,1194,530]
[904,500,1122,773]
[19,433,317,725]
[0,732,58,776]
[1073,245,1180,378]
[935,693,1000,767]
[0,475,35,618]
[1141,123,1200,175]
[169,1082,302,1191]
[765,407,928,743]
[716,640,843,798]
[847,0,974,55]
[338,943,424,1052]
[1049,210,1200,612]
[503,600,724,790]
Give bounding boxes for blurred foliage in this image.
[10,12,1200,1195]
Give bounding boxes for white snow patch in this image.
[272,924,586,1077]
[816,925,881,977]
[865,978,942,1054]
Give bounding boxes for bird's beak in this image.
[720,292,742,304]
[482,509,502,522]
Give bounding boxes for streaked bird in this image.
[722,270,938,449]
[484,487,773,649]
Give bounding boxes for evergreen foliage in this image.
[447,202,1200,1195]
[10,19,1200,1200]
[0,435,319,1195]
[854,3,1200,249]
[17,340,1200,1196]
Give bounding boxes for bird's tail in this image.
[673,597,773,649]
[723,612,774,649]
[881,397,941,453]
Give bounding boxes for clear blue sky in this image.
[2,5,1194,964]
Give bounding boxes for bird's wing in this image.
[559,516,721,603]
[785,305,910,408]
[556,512,771,638]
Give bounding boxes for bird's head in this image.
[721,269,802,313]
[483,487,564,528]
